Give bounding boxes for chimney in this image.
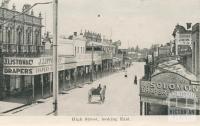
[12,3,16,11]
[186,23,192,29]
[74,32,77,36]
[1,0,10,9]
[22,4,31,14]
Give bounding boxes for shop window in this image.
[187,99,195,108]
[17,27,22,45]
[16,77,21,89]
[75,47,76,55]
[35,30,40,45]
[6,28,12,44]
[24,76,32,88]
[177,98,186,107]
[169,98,176,107]
[26,28,32,45]
[0,28,2,43]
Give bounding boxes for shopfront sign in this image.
[140,81,200,99]
[3,63,76,75]
[4,56,71,66]
[3,67,33,75]
[140,72,200,100]
[4,57,34,66]
[35,66,52,74]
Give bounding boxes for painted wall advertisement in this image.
[3,57,76,75]
[3,56,68,66]
[140,80,200,99]
[140,72,200,102]
[3,63,76,75]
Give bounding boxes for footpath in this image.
[0,70,122,116]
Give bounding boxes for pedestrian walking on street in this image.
[134,75,137,85]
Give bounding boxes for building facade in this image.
[0,4,45,99]
[192,23,200,76]
[172,24,192,56]
[0,3,121,101]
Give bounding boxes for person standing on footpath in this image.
[134,75,137,85]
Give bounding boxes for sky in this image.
[3,0,200,48]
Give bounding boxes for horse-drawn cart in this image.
[88,85,106,103]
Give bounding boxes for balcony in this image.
[36,45,45,54]
[101,52,113,60]
[2,44,17,53]
[2,44,45,57]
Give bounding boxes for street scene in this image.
[1,0,200,118]
[2,62,144,116]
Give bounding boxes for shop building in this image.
[0,3,120,101]
[84,31,115,77]
[140,58,200,115]
[192,23,200,77]
[172,24,192,56]
[0,4,44,99]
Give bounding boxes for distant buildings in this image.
[158,44,171,58]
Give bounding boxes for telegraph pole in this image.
[91,43,94,82]
[53,0,58,115]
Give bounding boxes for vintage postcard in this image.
[0,0,200,125]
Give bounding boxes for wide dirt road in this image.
[11,62,145,116]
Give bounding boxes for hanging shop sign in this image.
[140,72,200,100]
[178,45,192,56]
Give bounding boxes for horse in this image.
[88,85,106,103]
[100,85,106,103]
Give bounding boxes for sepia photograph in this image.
[0,0,200,125]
